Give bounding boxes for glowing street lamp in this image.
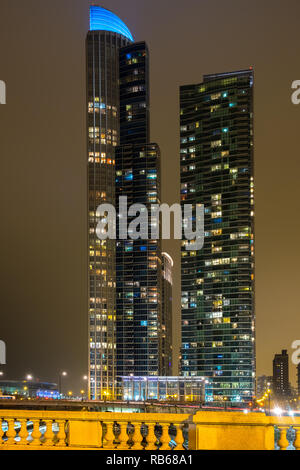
[82,375,88,400]
[273,407,283,416]
[26,374,33,381]
[58,371,67,396]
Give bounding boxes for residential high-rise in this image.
[119,42,150,145]
[87,6,133,400]
[180,69,255,403]
[161,253,173,376]
[115,41,163,379]
[273,349,290,398]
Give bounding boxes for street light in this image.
[0,371,4,377]
[83,375,88,400]
[223,396,228,411]
[58,371,67,396]
[26,374,33,381]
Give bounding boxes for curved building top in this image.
[89,6,134,42]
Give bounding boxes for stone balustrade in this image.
[1,409,300,450]
[0,410,190,450]
[193,411,300,450]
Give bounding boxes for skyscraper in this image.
[87,6,133,400]
[180,69,255,403]
[115,42,163,379]
[119,42,150,145]
[273,349,290,398]
[161,253,173,376]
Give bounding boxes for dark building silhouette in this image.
[273,349,290,398]
[180,69,255,403]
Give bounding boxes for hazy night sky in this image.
[0,0,300,393]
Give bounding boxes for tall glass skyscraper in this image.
[180,70,255,403]
[115,42,163,379]
[119,42,150,145]
[86,6,133,400]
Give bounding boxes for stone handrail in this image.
[1,409,300,450]
[0,410,191,450]
[193,411,300,450]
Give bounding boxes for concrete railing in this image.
[0,410,190,450]
[193,411,300,450]
[1,409,300,450]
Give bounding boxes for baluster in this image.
[6,419,16,446]
[17,419,29,446]
[294,427,300,450]
[30,419,41,447]
[146,422,157,450]
[160,423,171,450]
[118,422,129,449]
[104,422,116,449]
[174,423,185,450]
[132,422,143,450]
[278,427,289,450]
[55,420,67,447]
[0,419,4,445]
[42,420,54,447]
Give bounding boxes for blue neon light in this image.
[90,6,134,42]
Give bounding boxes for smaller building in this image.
[0,380,59,399]
[273,349,290,398]
[119,376,209,402]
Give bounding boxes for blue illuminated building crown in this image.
[90,6,134,42]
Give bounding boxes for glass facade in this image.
[87,11,171,399]
[115,143,162,378]
[115,41,163,379]
[180,70,255,403]
[87,6,132,400]
[162,253,173,376]
[119,42,150,145]
[120,376,207,402]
